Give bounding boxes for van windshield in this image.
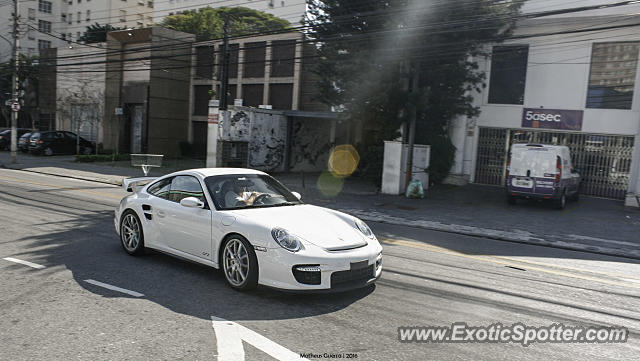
[510,149,557,178]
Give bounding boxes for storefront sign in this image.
[521,108,583,131]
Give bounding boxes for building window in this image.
[243,42,266,78]
[271,40,295,77]
[242,84,264,108]
[38,20,52,33]
[27,30,35,40]
[86,10,91,22]
[195,46,214,79]
[120,10,127,22]
[68,13,72,24]
[193,85,211,116]
[38,0,52,14]
[38,39,51,49]
[28,8,36,20]
[488,45,529,105]
[269,83,293,110]
[587,42,640,110]
[77,12,81,23]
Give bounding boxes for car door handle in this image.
[157,210,166,218]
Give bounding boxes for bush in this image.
[75,153,131,162]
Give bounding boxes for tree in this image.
[0,55,39,128]
[79,23,124,43]
[161,7,290,41]
[304,0,525,183]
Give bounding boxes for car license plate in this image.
[513,179,533,188]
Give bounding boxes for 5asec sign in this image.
[521,108,583,131]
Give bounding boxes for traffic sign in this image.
[11,102,20,112]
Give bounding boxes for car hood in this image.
[227,204,369,250]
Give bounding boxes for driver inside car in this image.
[223,180,259,207]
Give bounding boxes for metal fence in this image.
[474,127,635,199]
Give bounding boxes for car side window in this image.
[169,176,205,203]
[147,178,173,200]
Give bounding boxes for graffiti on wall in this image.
[290,117,333,172]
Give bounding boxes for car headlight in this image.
[271,227,304,252]
[355,219,375,239]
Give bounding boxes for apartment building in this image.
[154,0,306,24]
[446,0,640,206]
[0,0,153,62]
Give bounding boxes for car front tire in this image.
[120,210,145,256]
[221,235,258,291]
[43,147,53,156]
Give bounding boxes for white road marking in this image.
[211,316,309,361]
[3,257,46,269]
[84,279,144,297]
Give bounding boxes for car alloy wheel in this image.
[120,211,145,255]
[222,236,258,290]
[44,147,53,156]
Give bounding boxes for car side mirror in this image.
[291,191,302,200]
[180,197,205,209]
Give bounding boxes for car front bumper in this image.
[256,241,383,292]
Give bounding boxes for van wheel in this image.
[554,192,566,210]
[507,195,516,205]
[571,191,579,202]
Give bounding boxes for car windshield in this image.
[204,174,301,210]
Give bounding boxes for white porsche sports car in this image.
[114,168,383,292]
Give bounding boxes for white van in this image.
[505,144,581,209]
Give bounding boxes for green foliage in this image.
[305,0,525,184]
[79,23,124,43]
[0,55,40,127]
[75,154,131,162]
[161,7,290,41]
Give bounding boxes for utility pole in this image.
[10,0,19,164]
[405,63,419,190]
[219,14,230,110]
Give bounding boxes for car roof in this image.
[173,168,268,178]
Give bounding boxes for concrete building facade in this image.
[446,0,640,206]
[103,27,195,157]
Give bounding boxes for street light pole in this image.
[10,0,19,164]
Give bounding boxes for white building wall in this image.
[450,12,640,203]
[0,1,66,62]
[0,0,153,62]
[154,0,307,24]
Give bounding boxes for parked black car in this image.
[18,132,32,152]
[29,131,95,156]
[0,128,31,150]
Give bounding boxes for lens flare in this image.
[328,144,360,177]
[316,171,344,197]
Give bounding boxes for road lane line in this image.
[84,279,144,297]
[3,257,46,269]
[211,316,309,361]
[381,238,640,290]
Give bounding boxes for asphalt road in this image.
[1,168,639,361]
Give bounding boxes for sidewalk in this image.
[2,151,640,260]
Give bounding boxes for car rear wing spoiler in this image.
[122,177,157,192]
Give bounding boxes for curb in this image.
[340,208,640,262]
[1,164,123,186]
